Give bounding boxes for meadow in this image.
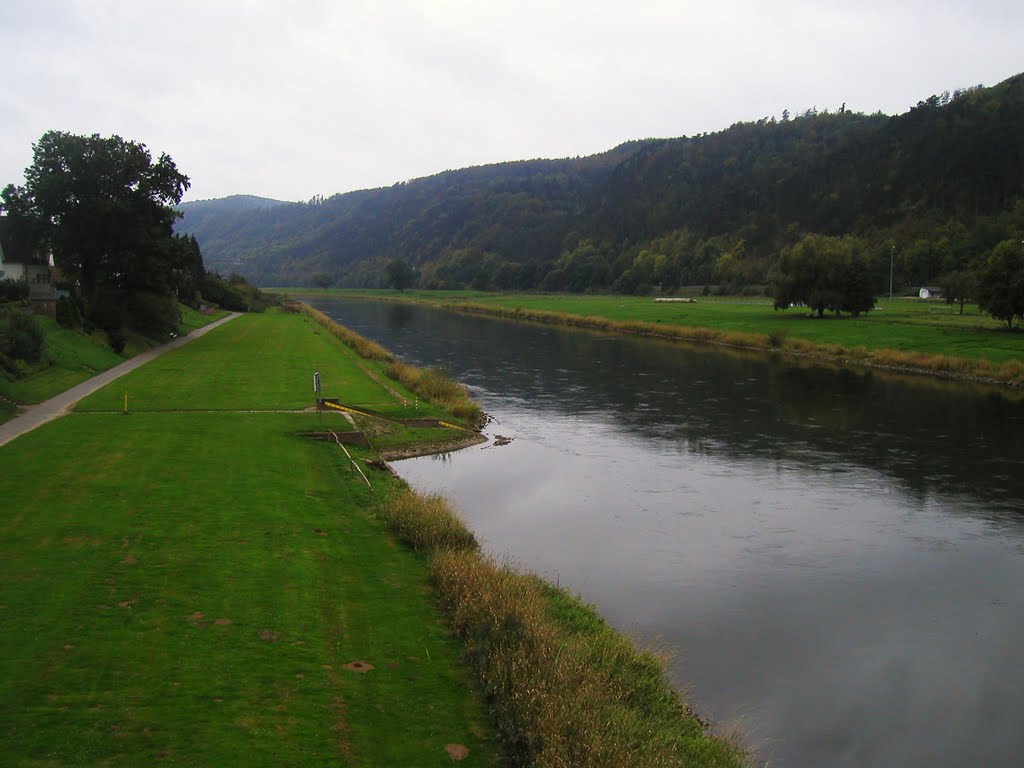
[0,304,229,409]
[298,290,1024,385]
[0,311,498,766]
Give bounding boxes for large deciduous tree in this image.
[941,269,978,315]
[1,131,191,335]
[769,234,876,317]
[385,259,415,292]
[975,240,1024,328]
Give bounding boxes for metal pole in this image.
[314,369,322,429]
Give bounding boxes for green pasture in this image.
[310,289,1024,365]
[76,310,451,423]
[0,310,499,765]
[460,294,1023,362]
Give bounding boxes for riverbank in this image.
[0,307,743,766]
[0,310,498,765]
[290,289,1024,389]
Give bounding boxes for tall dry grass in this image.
[385,360,482,425]
[378,490,745,768]
[377,490,478,553]
[430,551,744,768]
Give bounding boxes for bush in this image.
[106,328,126,354]
[55,296,83,329]
[0,279,29,303]
[126,291,181,338]
[5,312,45,363]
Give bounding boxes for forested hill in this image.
[177,73,1024,292]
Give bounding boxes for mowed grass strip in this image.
[75,310,450,421]
[0,411,499,766]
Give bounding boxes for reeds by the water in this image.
[378,489,745,768]
[385,360,482,424]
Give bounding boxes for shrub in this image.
[126,291,181,338]
[0,279,29,302]
[55,296,82,329]
[5,312,44,363]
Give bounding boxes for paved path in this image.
[0,313,241,448]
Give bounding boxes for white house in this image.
[0,215,58,316]
[919,286,943,299]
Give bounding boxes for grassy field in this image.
[0,311,499,766]
[302,289,1023,364]
[0,305,229,408]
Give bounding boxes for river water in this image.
[311,298,1024,768]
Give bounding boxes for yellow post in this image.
[124,391,128,415]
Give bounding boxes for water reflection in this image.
[310,297,1024,768]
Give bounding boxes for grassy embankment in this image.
[1,306,742,766]
[0,304,229,423]
[307,289,1024,387]
[0,309,499,766]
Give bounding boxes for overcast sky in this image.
[2,0,1022,203]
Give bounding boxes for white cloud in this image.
[1,0,1021,202]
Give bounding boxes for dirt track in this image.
[0,313,241,448]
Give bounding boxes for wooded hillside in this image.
[177,73,1024,293]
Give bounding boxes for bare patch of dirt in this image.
[259,629,279,643]
[116,600,133,609]
[342,661,374,673]
[213,617,232,626]
[446,743,470,761]
[187,611,205,625]
[120,554,138,566]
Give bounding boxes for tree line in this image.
[175,72,1024,323]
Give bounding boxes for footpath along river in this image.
[311,297,1024,768]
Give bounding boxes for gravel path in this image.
[0,313,241,448]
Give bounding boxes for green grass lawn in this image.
[0,413,497,766]
[1,305,231,405]
[76,310,454,424]
[0,311,500,766]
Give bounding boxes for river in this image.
[310,297,1024,768]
